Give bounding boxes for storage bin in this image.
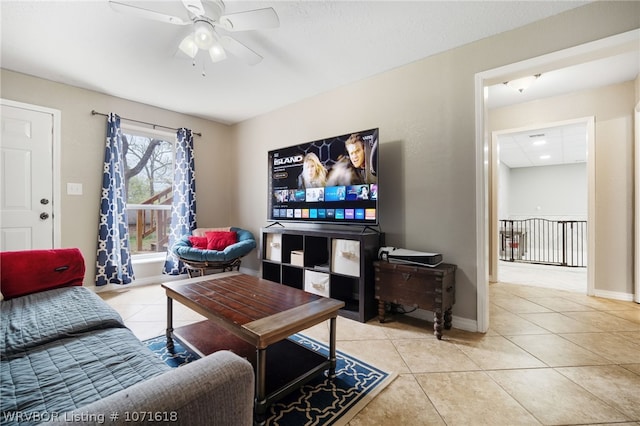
[304,270,330,297]
[265,233,282,262]
[331,239,360,277]
[290,250,304,267]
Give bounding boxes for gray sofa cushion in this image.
[1,285,255,426]
[1,287,124,356]
[49,350,255,426]
[1,327,169,425]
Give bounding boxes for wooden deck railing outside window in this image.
[127,187,172,254]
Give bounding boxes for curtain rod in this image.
[91,110,202,137]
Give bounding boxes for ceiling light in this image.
[193,20,215,50]
[179,20,227,67]
[209,44,227,62]
[178,34,198,58]
[504,74,542,93]
[540,155,551,160]
[533,140,546,146]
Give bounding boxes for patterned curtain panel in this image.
[163,128,197,275]
[96,113,135,286]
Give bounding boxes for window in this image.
[121,125,175,256]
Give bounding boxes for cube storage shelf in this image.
[261,227,384,322]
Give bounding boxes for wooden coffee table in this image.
[162,272,344,425]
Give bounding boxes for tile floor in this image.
[498,261,588,293]
[99,272,640,426]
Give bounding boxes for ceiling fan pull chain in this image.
[202,61,206,77]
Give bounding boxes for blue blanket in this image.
[1,287,124,356]
[1,287,169,426]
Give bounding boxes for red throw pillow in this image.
[188,236,208,249]
[205,231,238,251]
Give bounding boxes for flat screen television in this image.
[268,128,379,225]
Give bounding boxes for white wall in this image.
[507,163,587,220]
[498,162,511,220]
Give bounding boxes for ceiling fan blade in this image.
[220,36,263,65]
[109,1,189,25]
[182,0,206,17]
[219,8,279,32]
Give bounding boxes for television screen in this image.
[268,128,379,225]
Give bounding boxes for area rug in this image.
[143,335,200,368]
[144,334,396,425]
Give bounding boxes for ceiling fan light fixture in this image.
[178,34,198,58]
[209,44,227,62]
[193,20,215,50]
[110,0,280,67]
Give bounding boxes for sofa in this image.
[0,249,255,426]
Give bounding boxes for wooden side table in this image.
[374,261,456,339]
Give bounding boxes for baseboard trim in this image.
[92,274,187,293]
[593,288,635,302]
[405,309,478,333]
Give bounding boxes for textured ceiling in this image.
[0,0,598,124]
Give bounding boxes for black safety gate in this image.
[499,218,587,267]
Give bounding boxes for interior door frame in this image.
[1,98,62,248]
[635,100,640,303]
[489,117,595,295]
[474,29,639,332]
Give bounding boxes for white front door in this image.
[0,103,54,250]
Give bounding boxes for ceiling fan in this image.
[109,0,279,66]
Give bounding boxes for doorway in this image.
[474,29,639,333]
[0,99,61,250]
[493,120,590,294]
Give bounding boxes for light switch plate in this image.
[67,182,83,195]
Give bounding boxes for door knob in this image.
[40,198,49,205]
[40,212,49,220]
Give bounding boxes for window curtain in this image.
[163,128,197,275]
[96,113,135,286]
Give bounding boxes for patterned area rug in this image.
[143,335,200,368]
[144,334,395,425]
